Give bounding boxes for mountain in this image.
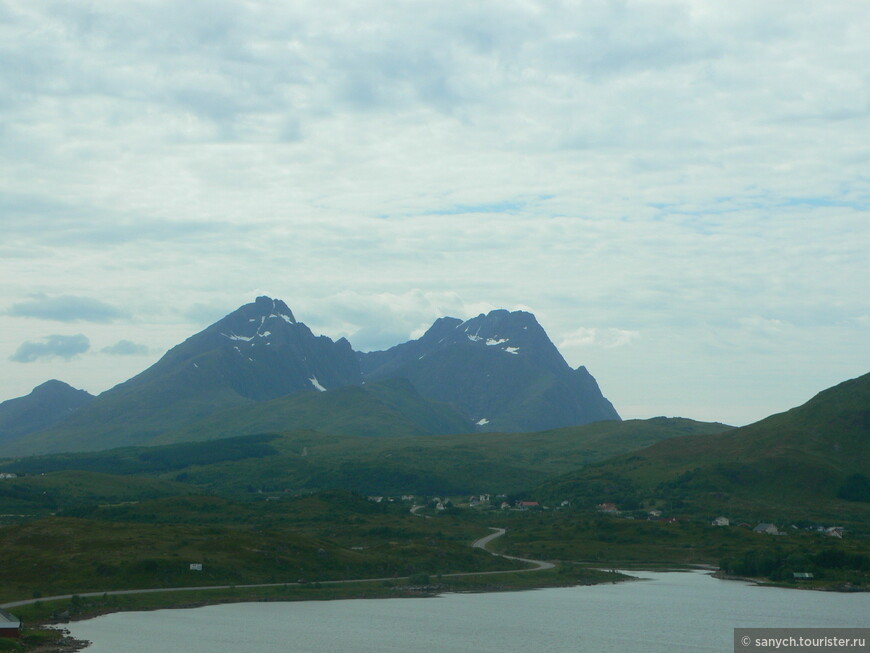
[7,297,363,455]
[534,372,870,520]
[5,299,621,456]
[0,380,94,448]
[358,309,619,432]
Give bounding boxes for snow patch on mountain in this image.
[223,333,254,342]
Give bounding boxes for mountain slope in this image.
[359,309,619,432]
[7,297,363,455]
[534,372,870,519]
[152,378,475,444]
[0,380,93,448]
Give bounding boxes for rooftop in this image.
[0,608,20,624]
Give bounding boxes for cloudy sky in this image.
[2,0,868,426]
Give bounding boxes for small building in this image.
[825,527,844,539]
[753,523,779,535]
[793,572,814,581]
[189,563,203,571]
[712,517,730,527]
[597,503,619,514]
[0,609,21,639]
[516,501,540,510]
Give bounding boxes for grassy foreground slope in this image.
[535,372,870,522]
[0,491,522,606]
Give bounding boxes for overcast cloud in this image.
[1,1,868,425]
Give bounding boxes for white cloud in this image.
[101,340,151,356]
[560,327,640,350]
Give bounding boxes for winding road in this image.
[1,527,552,610]
[471,527,554,571]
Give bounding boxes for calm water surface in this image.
[66,571,869,652]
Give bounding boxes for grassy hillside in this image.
[2,417,729,499]
[5,379,475,457]
[534,372,870,522]
[0,471,200,516]
[5,383,253,455]
[153,378,474,444]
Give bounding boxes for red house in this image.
[0,609,21,639]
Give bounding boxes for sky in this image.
[2,0,868,427]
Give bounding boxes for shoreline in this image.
[15,566,867,652]
[21,569,626,653]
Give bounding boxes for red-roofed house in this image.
[0,609,21,639]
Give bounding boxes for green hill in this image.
[2,417,729,498]
[152,378,474,444]
[7,377,474,455]
[0,470,200,515]
[534,372,870,521]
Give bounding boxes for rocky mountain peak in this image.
[358,308,619,432]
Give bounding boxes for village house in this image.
[516,500,540,511]
[712,516,730,527]
[0,609,21,639]
[597,502,619,514]
[753,523,780,535]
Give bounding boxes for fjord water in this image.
[66,571,868,652]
